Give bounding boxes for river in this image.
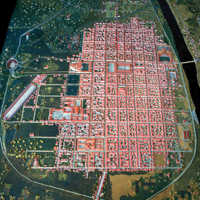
[156,0,200,121]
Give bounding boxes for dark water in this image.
[158,0,200,121]
[67,74,80,84]
[0,1,17,53]
[66,85,79,96]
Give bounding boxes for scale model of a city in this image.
[3,18,191,175]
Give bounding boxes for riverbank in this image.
[156,0,200,122]
[166,0,200,93]
[150,0,200,199]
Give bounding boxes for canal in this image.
[156,0,200,121]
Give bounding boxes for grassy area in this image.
[174,125,200,187]
[35,108,49,121]
[3,76,33,110]
[168,0,200,55]
[152,185,174,200]
[4,123,59,138]
[33,152,56,167]
[153,152,166,168]
[177,125,192,151]
[23,108,34,121]
[110,172,155,200]
[150,125,199,199]
[37,96,61,108]
[39,85,63,95]
[22,57,69,73]
[45,74,66,84]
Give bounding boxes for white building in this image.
[3,84,36,120]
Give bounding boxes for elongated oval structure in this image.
[3,74,47,120]
[3,83,36,120]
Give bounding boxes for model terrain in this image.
[0,0,198,200]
